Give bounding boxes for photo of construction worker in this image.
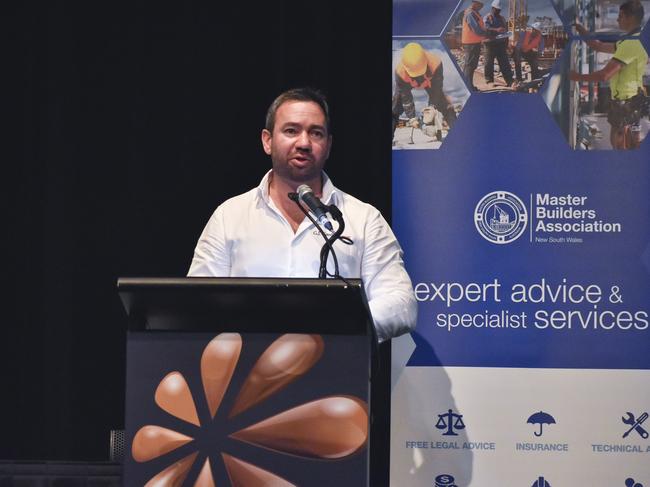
[568,0,650,149]
[392,40,470,150]
[461,0,490,91]
[575,0,649,33]
[484,0,515,86]
[514,22,544,83]
[445,0,568,92]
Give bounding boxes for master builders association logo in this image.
[474,191,528,244]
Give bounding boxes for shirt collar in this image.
[257,170,340,206]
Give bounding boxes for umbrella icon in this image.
[527,411,556,436]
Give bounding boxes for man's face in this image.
[472,1,483,11]
[261,100,332,185]
[617,9,634,31]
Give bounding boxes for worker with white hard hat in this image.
[483,0,514,86]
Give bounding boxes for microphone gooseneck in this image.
[287,187,353,280]
[297,184,334,231]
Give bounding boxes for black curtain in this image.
[5,0,392,461]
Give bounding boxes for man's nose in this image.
[296,131,312,150]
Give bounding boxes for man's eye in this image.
[310,130,324,139]
[284,128,297,135]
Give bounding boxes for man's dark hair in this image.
[620,0,644,23]
[265,87,331,134]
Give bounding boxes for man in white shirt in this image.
[188,88,417,341]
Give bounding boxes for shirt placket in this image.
[264,197,317,277]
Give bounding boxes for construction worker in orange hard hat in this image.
[392,42,457,140]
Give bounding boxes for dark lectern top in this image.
[117,277,373,335]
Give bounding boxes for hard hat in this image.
[401,42,428,78]
[491,0,501,8]
[531,21,542,29]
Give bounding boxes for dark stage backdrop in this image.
[5,0,392,461]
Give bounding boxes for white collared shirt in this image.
[188,171,417,341]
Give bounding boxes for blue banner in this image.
[391,0,650,485]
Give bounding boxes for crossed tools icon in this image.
[622,411,649,439]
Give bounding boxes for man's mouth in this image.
[291,155,312,165]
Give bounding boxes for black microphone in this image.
[297,184,334,231]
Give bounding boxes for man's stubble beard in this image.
[271,157,325,185]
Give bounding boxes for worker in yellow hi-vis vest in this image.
[570,0,648,149]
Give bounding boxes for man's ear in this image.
[261,129,272,155]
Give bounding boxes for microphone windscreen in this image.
[297,184,312,199]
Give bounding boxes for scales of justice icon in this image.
[435,409,466,436]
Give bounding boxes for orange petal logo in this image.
[131,333,368,485]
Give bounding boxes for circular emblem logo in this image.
[474,191,527,244]
[434,474,457,487]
